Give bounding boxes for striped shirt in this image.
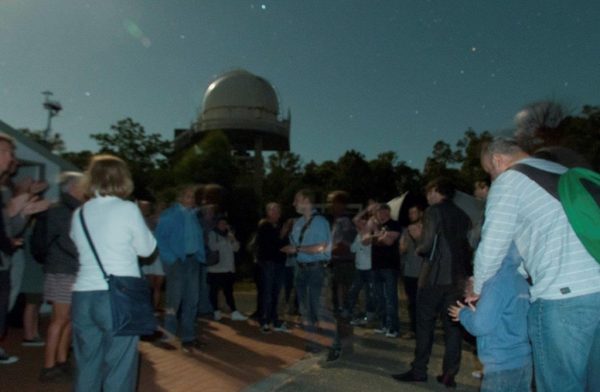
[473,157,600,301]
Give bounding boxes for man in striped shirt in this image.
[468,137,599,392]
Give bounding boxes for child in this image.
[448,243,531,392]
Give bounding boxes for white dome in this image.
[202,70,279,116]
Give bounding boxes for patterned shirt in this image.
[473,157,600,301]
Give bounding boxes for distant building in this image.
[174,69,291,194]
[0,120,80,201]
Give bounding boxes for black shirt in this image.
[371,218,402,270]
[256,220,288,264]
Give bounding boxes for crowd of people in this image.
[0,130,597,392]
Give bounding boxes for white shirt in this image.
[350,234,371,270]
[207,230,239,273]
[70,196,156,291]
[474,158,600,301]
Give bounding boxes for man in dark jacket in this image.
[394,178,472,388]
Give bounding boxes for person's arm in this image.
[155,210,177,263]
[416,208,436,257]
[453,285,506,336]
[129,203,157,257]
[375,228,400,246]
[472,175,519,295]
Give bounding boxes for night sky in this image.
[1,0,598,169]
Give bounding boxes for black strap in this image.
[511,163,560,200]
[297,214,317,247]
[78,207,109,281]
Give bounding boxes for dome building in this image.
[174,70,290,193]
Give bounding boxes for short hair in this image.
[296,188,316,204]
[0,133,16,149]
[59,171,83,194]
[425,178,456,200]
[474,178,490,189]
[327,190,349,204]
[265,202,281,213]
[176,184,199,201]
[481,137,523,157]
[377,203,391,211]
[83,154,133,199]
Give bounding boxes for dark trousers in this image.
[372,268,399,332]
[208,272,237,312]
[0,270,9,336]
[253,264,264,315]
[403,276,419,333]
[345,269,375,316]
[412,285,463,378]
[260,262,285,326]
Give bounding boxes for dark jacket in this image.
[43,193,81,275]
[417,200,472,287]
[256,220,287,264]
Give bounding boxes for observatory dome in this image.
[202,70,279,117]
[192,69,290,151]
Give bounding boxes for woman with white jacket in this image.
[207,217,247,321]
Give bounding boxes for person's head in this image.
[480,137,528,180]
[137,200,153,217]
[0,133,16,175]
[407,205,424,223]
[215,216,229,232]
[327,190,349,217]
[425,178,455,205]
[59,171,85,201]
[265,202,281,223]
[473,179,490,200]
[83,154,133,199]
[176,184,198,209]
[293,188,315,215]
[375,203,392,223]
[407,220,423,239]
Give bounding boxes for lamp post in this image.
[42,91,62,140]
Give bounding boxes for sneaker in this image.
[181,339,206,353]
[326,347,341,362]
[373,326,388,334]
[350,317,367,326]
[385,330,399,338]
[392,370,428,383]
[260,324,271,334]
[39,366,69,383]
[471,370,483,379]
[213,310,222,321]
[0,348,18,365]
[22,337,46,347]
[400,331,415,340]
[273,323,290,333]
[231,310,248,321]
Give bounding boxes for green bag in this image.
[558,168,600,263]
[511,164,600,263]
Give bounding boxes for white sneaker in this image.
[273,323,290,333]
[385,330,399,338]
[231,310,248,321]
[213,310,222,321]
[0,348,18,365]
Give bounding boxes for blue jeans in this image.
[197,262,213,315]
[164,257,200,343]
[72,291,139,392]
[372,269,399,332]
[528,292,600,392]
[260,261,285,326]
[481,364,532,392]
[345,269,375,316]
[295,265,324,328]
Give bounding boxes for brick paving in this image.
[0,291,331,392]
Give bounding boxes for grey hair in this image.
[482,137,523,157]
[59,171,83,193]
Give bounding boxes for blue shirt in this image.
[155,203,205,265]
[460,243,531,373]
[290,211,331,263]
[181,205,202,254]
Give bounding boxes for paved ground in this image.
[0,289,483,392]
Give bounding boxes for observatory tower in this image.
[174,69,290,193]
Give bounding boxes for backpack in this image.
[30,212,55,264]
[511,164,600,263]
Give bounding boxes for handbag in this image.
[79,208,157,336]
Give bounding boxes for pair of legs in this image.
[528,292,600,392]
[402,276,418,333]
[260,262,285,327]
[72,291,139,392]
[345,269,375,317]
[330,260,354,312]
[145,274,164,311]
[411,284,463,378]
[208,272,238,312]
[372,268,399,333]
[22,294,42,341]
[44,302,71,368]
[164,257,200,343]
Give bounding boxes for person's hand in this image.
[13,177,34,196]
[29,180,49,195]
[5,193,31,217]
[10,237,24,248]
[464,276,480,304]
[280,244,296,255]
[22,198,51,216]
[448,300,474,322]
